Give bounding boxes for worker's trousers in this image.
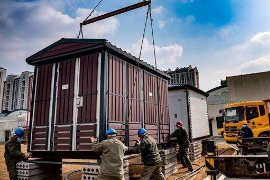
[140,162,166,180]
[179,146,193,171]
[5,161,17,180]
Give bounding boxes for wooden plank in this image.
[32,127,48,133]
[32,139,47,144]
[54,139,71,144]
[54,133,71,138]
[32,133,48,139]
[76,144,92,151]
[54,145,71,150]
[77,124,96,131]
[77,138,92,144]
[77,131,95,137]
[31,145,47,150]
[55,126,72,132]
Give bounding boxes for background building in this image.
[0,67,6,111]
[166,66,199,88]
[207,80,229,136]
[227,71,270,103]
[2,75,19,111]
[13,71,34,110]
[2,71,34,112]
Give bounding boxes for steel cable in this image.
[77,0,104,38]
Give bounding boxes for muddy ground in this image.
[0,142,235,180]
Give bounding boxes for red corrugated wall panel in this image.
[76,54,99,150]
[158,78,170,143]
[54,59,76,151]
[107,55,126,143]
[128,64,143,146]
[143,71,158,142]
[31,64,53,150]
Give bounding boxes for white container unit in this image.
[168,85,210,141]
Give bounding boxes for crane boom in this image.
[81,1,151,26]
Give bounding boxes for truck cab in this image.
[223,101,270,143]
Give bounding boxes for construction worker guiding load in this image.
[4,128,31,180]
[129,128,166,180]
[90,128,128,180]
[170,121,193,172]
[91,128,166,180]
[220,100,270,143]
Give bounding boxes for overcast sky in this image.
[1,0,270,91]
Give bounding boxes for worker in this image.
[170,121,193,172]
[241,123,254,138]
[90,128,127,180]
[240,123,256,155]
[128,128,166,180]
[4,128,30,180]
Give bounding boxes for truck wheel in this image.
[258,133,269,137]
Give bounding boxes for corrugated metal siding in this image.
[54,59,76,151]
[143,72,158,142]
[107,55,126,143]
[31,64,53,151]
[76,54,99,150]
[128,64,143,146]
[158,78,170,143]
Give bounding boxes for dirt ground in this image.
[0,142,235,180]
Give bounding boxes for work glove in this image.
[135,140,141,146]
[90,136,98,143]
[24,152,31,159]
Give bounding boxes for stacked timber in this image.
[188,141,202,161]
[16,162,62,180]
[81,160,129,180]
[159,148,178,178]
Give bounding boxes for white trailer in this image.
[168,85,210,141]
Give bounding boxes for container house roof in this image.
[168,84,209,97]
[26,38,170,79]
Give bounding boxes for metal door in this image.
[128,64,143,146]
[76,54,99,150]
[53,59,76,151]
[31,64,54,151]
[107,55,126,144]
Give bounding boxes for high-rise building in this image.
[2,71,34,111]
[0,67,7,111]
[13,71,34,110]
[166,65,199,88]
[2,75,19,111]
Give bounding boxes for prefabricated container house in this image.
[168,85,210,142]
[26,38,170,159]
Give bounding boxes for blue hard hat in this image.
[106,128,117,136]
[14,128,25,138]
[138,128,147,137]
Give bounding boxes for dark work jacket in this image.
[129,135,161,166]
[241,126,254,138]
[171,127,190,147]
[4,138,25,163]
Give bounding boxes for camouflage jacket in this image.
[4,138,25,163]
[91,137,126,177]
[129,135,161,166]
[171,127,190,147]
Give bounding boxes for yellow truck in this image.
[222,100,270,143]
